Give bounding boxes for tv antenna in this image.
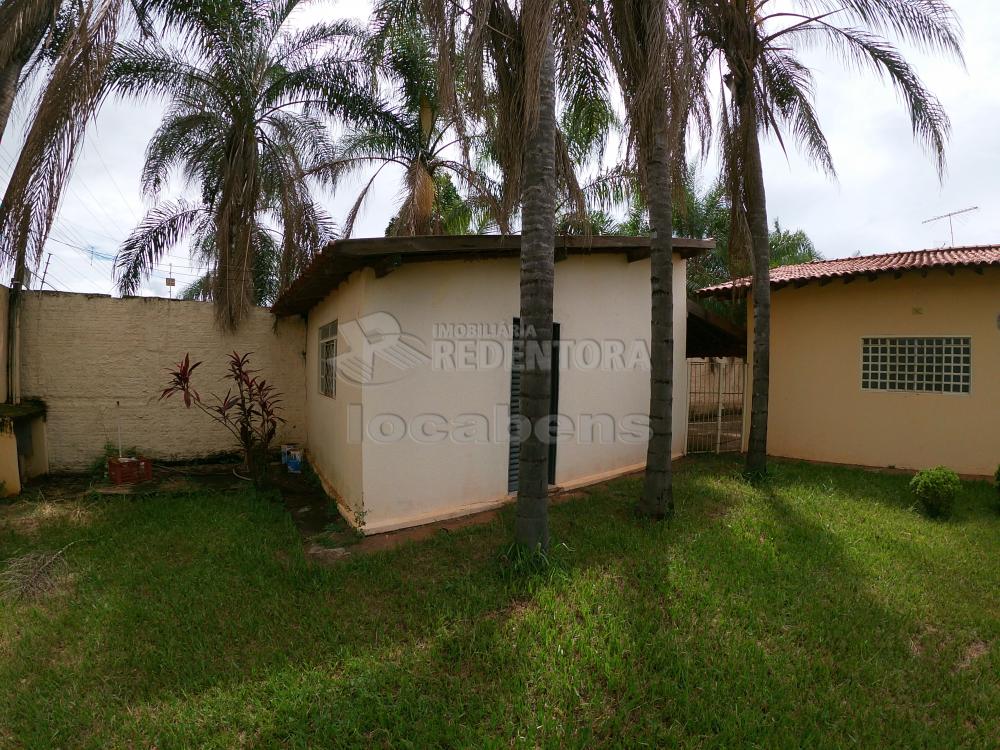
[921,206,978,247]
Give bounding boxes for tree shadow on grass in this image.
[1,464,995,746]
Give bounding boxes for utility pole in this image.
[39,253,52,290]
[921,206,979,247]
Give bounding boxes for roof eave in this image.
[272,234,716,317]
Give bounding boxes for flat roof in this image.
[272,234,714,317]
[699,244,1000,297]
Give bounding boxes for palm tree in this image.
[769,219,820,267]
[0,0,54,139]
[591,0,707,519]
[688,0,962,476]
[109,0,376,330]
[323,20,504,237]
[674,166,731,292]
[511,24,558,552]
[420,0,607,553]
[0,0,159,401]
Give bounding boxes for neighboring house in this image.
[273,234,712,534]
[700,245,1000,477]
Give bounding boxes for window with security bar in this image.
[319,321,337,398]
[861,336,971,394]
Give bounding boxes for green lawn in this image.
[1,457,997,748]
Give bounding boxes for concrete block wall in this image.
[19,291,306,471]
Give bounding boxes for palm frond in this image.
[180,273,212,301]
[0,0,123,274]
[141,109,223,196]
[115,200,207,296]
[757,49,835,177]
[792,0,963,59]
[787,21,950,176]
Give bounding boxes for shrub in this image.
[910,467,961,519]
[161,352,283,484]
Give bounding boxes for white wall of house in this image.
[302,252,691,534]
[359,258,520,532]
[304,270,369,517]
[552,254,688,485]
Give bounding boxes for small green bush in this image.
[910,467,961,519]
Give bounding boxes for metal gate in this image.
[686,358,746,454]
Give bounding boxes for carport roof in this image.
[272,234,714,317]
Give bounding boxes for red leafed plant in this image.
[161,352,284,482]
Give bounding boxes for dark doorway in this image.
[507,317,560,492]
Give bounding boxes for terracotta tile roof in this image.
[698,245,1000,297]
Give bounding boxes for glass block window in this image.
[319,321,337,397]
[861,336,971,394]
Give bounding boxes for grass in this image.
[0,456,997,748]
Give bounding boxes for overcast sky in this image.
[0,0,994,298]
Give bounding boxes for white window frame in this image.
[319,321,338,398]
[860,335,971,395]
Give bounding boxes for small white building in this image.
[272,235,711,534]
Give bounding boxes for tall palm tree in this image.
[109,0,376,330]
[0,0,55,139]
[420,0,603,553]
[512,18,558,552]
[0,0,158,402]
[688,0,962,476]
[592,0,707,519]
[323,20,504,237]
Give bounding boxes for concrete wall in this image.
[20,291,306,471]
[304,271,368,518]
[307,253,690,534]
[758,267,1000,477]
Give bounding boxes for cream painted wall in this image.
[304,270,368,516]
[553,254,688,484]
[358,258,519,532]
[759,267,1000,476]
[309,253,691,533]
[0,423,21,496]
[20,292,306,470]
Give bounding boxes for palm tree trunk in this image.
[515,35,557,553]
[1,51,36,402]
[639,126,675,518]
[743,112,771,476]
[5,212,30,404]
[0,62,23,143]
[0,16,48,142]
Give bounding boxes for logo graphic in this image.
[335,312,430,386]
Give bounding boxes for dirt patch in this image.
[270,470,357,546]
[0,499,94,536]
[0,543,81,603]
[956,640,989,671]
[908,623,946,659]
